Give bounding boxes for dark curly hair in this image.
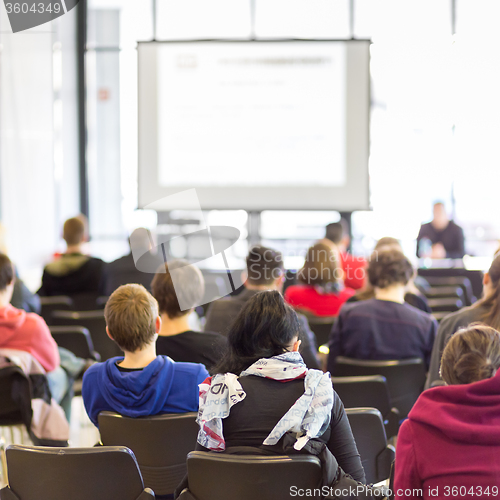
[367,248,413,289]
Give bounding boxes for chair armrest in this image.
[91,351,101,362]
[384,408,400,439]
[176,489,198,500]
[135,488,156,499]
[376,444,395,482]
[0,486,21,500]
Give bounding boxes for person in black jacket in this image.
[204,245,321,369]
[38,217,107,299]
[416,202,465,259]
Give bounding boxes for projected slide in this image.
[139,40,370,210]
[157,43,346,187]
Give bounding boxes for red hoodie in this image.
[395,371,500,499]
[0,304,59,372]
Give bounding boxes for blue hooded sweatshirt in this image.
[82,355,209,427]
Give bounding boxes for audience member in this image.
[82,284,209,427]
[349,237,431,313]
[327,248,437,372]
[151,259,226,370]
[191,291,365,485]
[105,227,164,296]
[426,252,500,387]
[322,219,366,289]
[38,217,107,298]
[285,242,355,317]
[416,202,465,259]
[395,325,500,499]
[0,222,41,313]
[0,253,76,419]
[204,245,320,369]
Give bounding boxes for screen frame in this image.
[138,38,371,211]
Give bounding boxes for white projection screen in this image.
[138,40,370,211]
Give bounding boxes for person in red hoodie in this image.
[0,253,74,418]
[394,324,500,500]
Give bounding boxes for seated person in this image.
[38,216,107,298]
[395,324,500,499]
[426,252,500,388]
[321,219,367,290]
[151,259,226,370]
[0,253,75,419]
[285,242,355,317]
[416,201,465,259]
[82,283,209,427]
[204,245,320,369]
[105,227,164,296]
[194,291,365,482]
[349,237,431,313]
[327,248,437,373]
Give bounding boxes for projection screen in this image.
[138,40,370,211]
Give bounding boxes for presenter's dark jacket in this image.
[416,221,465,258]
[395,371,500,499]
[425,303,488,389]
[327,298,437,373]
[156,330,226,371]
[204,288,321,369]
[38,253,107,297]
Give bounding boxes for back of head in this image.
[151,259,205,318]
[325,221,347,245]
[63,217,85,247]
[246,246,284,287]
[129,227,153,255]
[374,237,402,252]
[104,284,158,352]
[367,247,413,289]
[0,253,14,292]
[440,324,500,385]
[298,242,342,288]
[214,290,300,375]
[475,253,500,330]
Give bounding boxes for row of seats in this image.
[0,407,393,499]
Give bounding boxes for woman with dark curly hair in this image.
[395,324,500,499]
[327,247,437,373]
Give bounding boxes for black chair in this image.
[427,297,463,313]
[332,357,426,418]
[332,375,399,438]
[422,276,476,306]
[424,285,464,301]
[49,326,100,361]
[177,451,322,500]
[306,316,336,347]
[98,412,198,498]
[39,296,74,326]
[51,310,121,361]
[346,408,395,484]
[0,445,155,499]
[70,292,105,311]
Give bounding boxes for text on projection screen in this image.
[157,42,346,188]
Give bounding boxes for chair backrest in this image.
[0,367,32,430]
[332,357,426,418]
[424,286,464,300]
[421,275,475,306]
[40,296,74,326]
[0,445,155,500]
[332,375,391,416]
[51,310,121,361]
[345,408,395,484]
[184,451,322,500]
[306,316,336,347]
[426,297,463,313]
[49,326,100,361]
[98,411,198,496]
